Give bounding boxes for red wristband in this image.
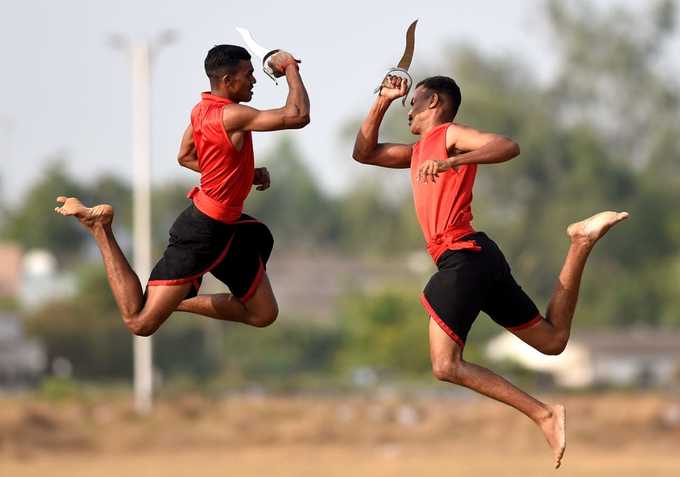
[281,58,299,72]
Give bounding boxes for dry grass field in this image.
[2,392,679,476]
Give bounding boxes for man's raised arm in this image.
[352,76,412,169]
[223,52,310,132]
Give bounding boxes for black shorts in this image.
[420,232,542,347]
[148,204,273,302]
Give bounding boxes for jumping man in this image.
[55,44,309,336]
[352,75,628,468]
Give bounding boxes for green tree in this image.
[547,0,679,166]
[335,288,431,377]
[218,318,341,386]
[1,160,90,262]
[245,136,341,248]
[25,264,133,379]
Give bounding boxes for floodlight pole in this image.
[111,31,177,415]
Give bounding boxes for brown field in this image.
[2,392,679,476]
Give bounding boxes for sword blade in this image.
[396,20,418,70]
[236,27,270,60]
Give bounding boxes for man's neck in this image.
[418,118,449,138]
[209,89,238,103]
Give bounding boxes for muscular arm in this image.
[222,64,310,132]
[177,124,200,173]
[446,123,520,167]
[352,95,412,169]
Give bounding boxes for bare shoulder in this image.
[222,103,259,130]
[446,122,496,152]
[446,122,478,140]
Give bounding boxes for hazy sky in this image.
[1,0,677,203]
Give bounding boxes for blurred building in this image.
[0,242,22,297]
[0,312,46,387]
[486,329,680,389]
[0,244,77,308]
[20,248,76,309]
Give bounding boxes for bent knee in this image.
[125,316,159,337]
[432,359,463,384]
[247,307,279,328]
[541,334,569,356]
[127,323,157,337]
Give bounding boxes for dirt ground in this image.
[2,392,679,476]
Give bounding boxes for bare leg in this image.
[177,273,279,328]
[429,318,566,468]
[514,211,629,354]
[54,196,190,335]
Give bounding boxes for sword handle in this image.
[374,67,413,106]
[263,50,302,84]
[263,49,281,84]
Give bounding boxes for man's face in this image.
[407,86,431,134]
[227,60,257,102]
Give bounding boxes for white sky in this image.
[0,0,677,202]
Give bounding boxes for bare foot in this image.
[567,211,629,246]
[54,196,114,229]
[538,404,566,469]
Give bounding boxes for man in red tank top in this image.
[353,75,628,468]
[54,44,309,336]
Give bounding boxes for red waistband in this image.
[187,186,243,223]
[426,212,480,263]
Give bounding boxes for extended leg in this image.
[55,196,190,335]
[514,211,629,354]
[428,317,566,468]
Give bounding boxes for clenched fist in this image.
[379,75,408,101]
[253,167,271,191]
[267,50,301,78]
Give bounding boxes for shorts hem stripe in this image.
[420,293,465,348]
[148,278,194,287]
[506,314,544,332]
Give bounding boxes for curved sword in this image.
[236,27,280,83]
[397,19,417,70]
[374,19,418,106]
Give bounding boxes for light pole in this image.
[110,30,178,415]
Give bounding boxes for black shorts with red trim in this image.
[420,232,542,348]
[148,204,273,302]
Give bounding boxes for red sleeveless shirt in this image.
[410,123,480,263]
[188,92,255,223]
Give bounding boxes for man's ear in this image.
[221,73,232,87]
[428,92,440,109]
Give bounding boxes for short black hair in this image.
[416,76,462,118]
[204,44,251,80]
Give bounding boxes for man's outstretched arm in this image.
[177,124,200,172]
[222,52,310,132]
[352,76,412,169]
